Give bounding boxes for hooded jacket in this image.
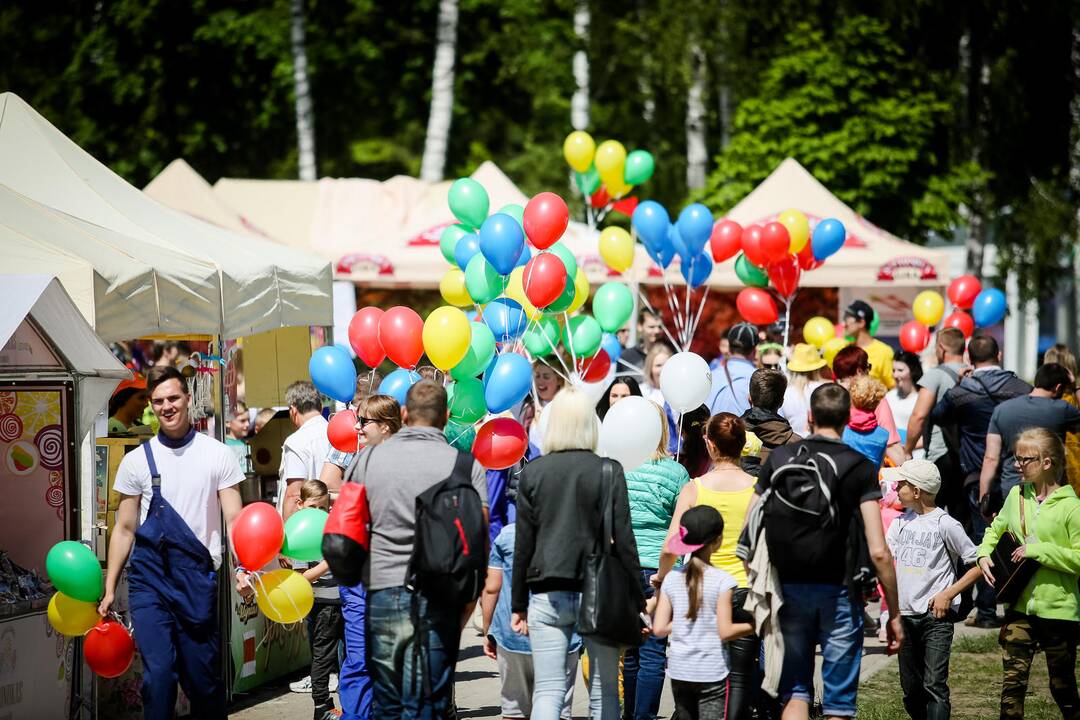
[739,407,798,477]
[625,458,690,568]
[978,483,1080,621]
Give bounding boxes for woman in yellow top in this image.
[1043,344,1080,491]
[654,412,758,720]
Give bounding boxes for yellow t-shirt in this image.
[692,479,753,587]
[863,338,896,390]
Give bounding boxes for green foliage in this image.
[995,177,1078,301]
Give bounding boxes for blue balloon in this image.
[669,224,691,260]
[680,252,714,289]
[479,213,525,275]
[484,298,528,341]
[309,345,357,403]
[632,200,671,249]
[971,288,1007,328]
[454,232,481,271]
[515,242,532,269]
[676,203,714,256]
[601,333,623,364]
[378,368,421,406]
[646,238,676,269]
[484,353,533,414]
[811,218,846,260]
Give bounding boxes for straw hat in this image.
[787,343,827,373]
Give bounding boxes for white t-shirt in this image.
[113,434,244,569]
[661,564,738,682]
[885,389,917,444]
[277,414,331,512]
[781,381,824,438]
[885,507,978,615]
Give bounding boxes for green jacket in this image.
[625,458,689,569]
[978,483,1080,621]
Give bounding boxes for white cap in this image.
[882,458,941,495]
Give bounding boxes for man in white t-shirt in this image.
[278,381,331,521]
[101,365,248,720]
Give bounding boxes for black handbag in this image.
[577,459,646,647]
[990,491,1041,606]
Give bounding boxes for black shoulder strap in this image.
[449,451,474,487]
[142,441,161,488]
[600,459,614,552]
[938,364,960,384]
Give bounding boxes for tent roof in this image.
[144,159,273,237]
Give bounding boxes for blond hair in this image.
[644,342,674,387]
[300,479,329,504]
[1044,344,1078,378]
[651,401,671,461]
[848,375,886,412]
[542,387,599,453]
[1015,428,1066,482]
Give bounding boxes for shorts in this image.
[496,647,577,719]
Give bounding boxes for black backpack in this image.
[763,444,841,568]
[406,451,487,606]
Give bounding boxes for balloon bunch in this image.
[802,316,850,367]
[564,131,655,226]
[898,276,1007,353]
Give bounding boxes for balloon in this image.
[631,200,671,249]
[308,345,356,404]
[464,255,508,305]
[448,177,489,229]
[948,275,983,311]
[594,140,627,189]
[563,131,596,173]
[448,377,487,424]
[484,298,528,341]
[484,353,533,414]
[328,409,359,453]
[869,312,881,337]
[972,288,1007,327]
[710,220,742,263]
[669,224,690,260]
[348,307,386,368]
[900,321,932,353]
[778,209,810,254]
[599,396,662,472]
[811,218,846,260]
[282,508,329,562]
[797,241,824,271]
[761,222,792,264]
[575,166,602,196]
[736,288,778,325]
[562,315,603,358]
[741,224,768,267]
[601,333,623,364]
[822,337,849,367]
[803,316,834,349]
[523,316,562,357]
[439,268,471,307]
[232,502,285,571]
[592,282,634,333]
[577,349,612,383]
[767,254,801,298]
[255,568,314,624]
[445,419,478,453]
[548,242,578,280]
[567,267,591,314]
[48,592,100,636]
[84,621,135,678]
[479,213,525,275]
[590,186,610,209]
[646,238,676,270]
[451,322,497,380]
[379,367,421,405]
[522,192,570,250]
[659,352,713,413]
[681,252,713,289]
[498,204,525,226]
[599,226,634,273]
[379,306,425,368]
[734,253,768,288]
[545,273,578,314]
[624,149,655,185]
[473,417,528,470]
[46,541,102,604]
[514,241,532,269]
[676,204,714,256]
[423,306,472,371]
[439,224,469,264]
[504,267,542,321]
[522,253,568,308]
[453,231,482,271]
[943,310,975,338]
[605,177,633,200]
[912,290,945,327]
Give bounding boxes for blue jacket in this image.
[625,458,690,569]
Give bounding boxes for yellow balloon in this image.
[505,267,543,321]
[256,569,314,624]
[563,131,596,173]
[604,177,633,200]
[802,316,834,349]
[822,337,850,367]
[779,209,810,254]
[48,592,100,637]
[567,268,591,314]
[912,290,945,326]
[439,268,471,307]
[423,306,472,370]
[598,227,634,273]
[594,140,627,187]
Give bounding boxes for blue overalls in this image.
[128,441,226,720]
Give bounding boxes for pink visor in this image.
[665,526,706,555]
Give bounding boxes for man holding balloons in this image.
[101,365,251,720]
[843,301,896,391]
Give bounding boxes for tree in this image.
[419,0,459,181]
[290,0,317,181]
[570,0,589,131]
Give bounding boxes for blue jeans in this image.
[340,584,373,719]
[778,583,863,717]
[622,569,667,720]
[898,613,954,720]
[966,483,998,621]
[366,586,462,720]
[528,590,621,720]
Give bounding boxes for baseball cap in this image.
[844,300,875,325]
[665,505,725,555]
[882,458,941,495]
[727,322,759,351]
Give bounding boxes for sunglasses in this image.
[1014,455,1042,467]
[356,417,380,427]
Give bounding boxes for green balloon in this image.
[735,254,769,288]
[445,420,477,453]
[549,242,578,280]
[451,322,496,380]
[869,312,880,337]
[575,166,601,196]
[46,541,103,603]
[592,282,634,333]
[624,150,655,185]
[523,316,561,356]
[545,276,577,314]
[497,204,524,226]
[439,224,469,264]
[448,178,489,229]
[282,508,328,562]
[465,254,508,304]
[562,315,603,358]
[448,377,487,424]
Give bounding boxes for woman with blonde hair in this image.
[1043,343,1080,490]
[781,344,827,437]
[642,342,675,406]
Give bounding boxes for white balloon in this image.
[599,395,663,472]
[660,351,713,413]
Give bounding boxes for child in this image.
[740,368,798,477]
[843,375,890,467]
[652,506,754,720]
[884,459,982,720]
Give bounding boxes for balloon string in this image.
[562,312,579,374]
[535,319,574,383]
[637,291,683,354]
[660,277,686,352]
[682,277,692,348]
[675,412,684,465]
[687,285,711,346]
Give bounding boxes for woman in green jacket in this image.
[978,427,1080,719]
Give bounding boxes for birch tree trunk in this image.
[1070,26,1080,350]
[290,0,317,181]
[571,0,590,131]
[686,44,708,191]
[959,24,990,278]
[420,0,459,182]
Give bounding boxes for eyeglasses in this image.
[1014,455,1041,467]
[762,362,780,370]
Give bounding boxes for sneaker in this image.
[965,615,1001,629]
[290,675,313,693]
[329,673,338,693]
[315,706,342,720]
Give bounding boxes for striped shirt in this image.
[661,564,737,682]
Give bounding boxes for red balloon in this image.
[899,321,931,353]
[590,187,609,210]
[348,306,385,368]
[943,310,975,339]
[797,241,824,271]
[523,192,570,249]
[378,306,425,369]
[761,222,792,264]
[710,220,742,263]
[84,621,135,678]
[767,254,801,298]
[947,275,982,310]
[741,224,768,267]
[472,418,528,470]
[576,349,611,383]
[735,288,778,325]
[522,253,568,308]
[328,409,359,453]
[232,502,285,570]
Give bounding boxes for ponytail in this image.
[684,546,713,622]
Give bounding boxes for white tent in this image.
[144,158,274,239]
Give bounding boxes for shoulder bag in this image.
[990,491,1041,606]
